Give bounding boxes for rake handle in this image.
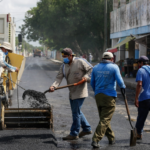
[45,79,86,94]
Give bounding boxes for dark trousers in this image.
[136,99,150,135]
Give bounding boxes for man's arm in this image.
[50,64,64,92]
[80,59,93,82]
[90,69,95,91]
[0,52,17,72]
[135,69,143,107]
[115,66,126,88]
[135,81,142,107]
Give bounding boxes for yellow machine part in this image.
[2,53,25,92]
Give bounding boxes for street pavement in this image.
[1,56,150,150]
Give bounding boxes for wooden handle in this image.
[55,84,74,90]
[121,88,134,129]
[45,79,86,94]
[74,79,86,86]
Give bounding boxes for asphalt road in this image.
[1,56,150,150]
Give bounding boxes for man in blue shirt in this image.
[135,56,150,140]
[90,52,125,148]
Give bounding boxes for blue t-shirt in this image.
[90,61,125,97]
[136,66,150,102]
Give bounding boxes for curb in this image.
[123,80,136,90]
[50,59,63,64]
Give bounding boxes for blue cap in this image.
[138,56,149,62]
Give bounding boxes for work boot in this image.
[62,135,79,140]
[137,134,142,140]
[79,130,92,138]
[109,138,115,145]
[91,141,100,148]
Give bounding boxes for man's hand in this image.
[134,99,139,108]
[49,86,55,92]
[15,68,19,72]
[82,77,88,82]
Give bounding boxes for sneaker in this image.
[79,130,92,138]
[109,138,115,145]
[137,134,142,140]
[91,141,100,148]
[62,135,79,140]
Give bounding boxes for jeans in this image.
[69,98,91,136]
[136,99,150,135]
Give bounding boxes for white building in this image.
[110,0,150,62]
[0,14,16,53]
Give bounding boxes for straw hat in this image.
[0,42,12,52]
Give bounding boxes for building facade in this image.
[111,0,150,62]
[0,14,16,53]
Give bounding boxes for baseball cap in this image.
[138,56,149,62]
[61,48,75,56]
[102,52,113,59]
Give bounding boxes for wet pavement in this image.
[2,57,150,150]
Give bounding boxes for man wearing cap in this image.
[49,48,93,140]
[135,56,150,140]
[0,42,19,75]
[90,52,125,148]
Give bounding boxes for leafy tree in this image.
[20,0,113,61]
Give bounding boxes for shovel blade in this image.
[130,128,137,147]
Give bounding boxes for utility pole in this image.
[104,0,107,51]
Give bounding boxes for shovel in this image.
[44,78,86,94]
[121,88,137,147]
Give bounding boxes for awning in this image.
[135,34,150,46]
[106,36,135,52]
[107,48,117,53]
[112,36,135,49]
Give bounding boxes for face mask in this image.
[63,57,70,64]
[5,51,8,55]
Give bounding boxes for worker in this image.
[89,53,93,63]
[0,42,19,75]
[135,56,150,140]
[90,52,125,148]
[49,48,93,140]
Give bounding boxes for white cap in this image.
[0,42,12,52]
[102,52,113,59]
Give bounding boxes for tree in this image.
[20,0,113,61]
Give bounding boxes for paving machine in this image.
[0,53,53,130]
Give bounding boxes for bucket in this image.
[133,63,138,70]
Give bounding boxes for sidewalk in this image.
[123,77,136,89]
[50,58,137,89]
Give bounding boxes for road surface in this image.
[1,57,150,150]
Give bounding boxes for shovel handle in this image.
[121,88,134,129]
[44,79,86,94]
[74,79,86,86]
[121,88,130,115]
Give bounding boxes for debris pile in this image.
[22,90,49,108]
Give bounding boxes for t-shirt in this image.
[90,60,125,97]
[136,66,150,101]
